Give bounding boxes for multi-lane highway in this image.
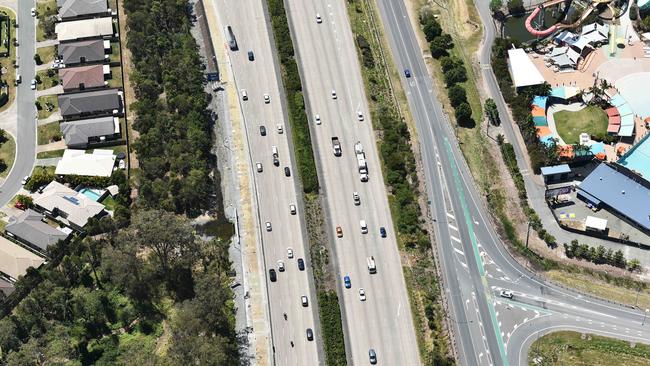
[375,0,650,365]
[0,0,37,206]
[210,1,322,364]
[284,1,420,365]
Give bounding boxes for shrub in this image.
[507,0,525,15]
[0,93,7,107]
[421,14,442,42]
[490,0,503,12]
[444,65,467,85]
[33,53,42,65]
[448,85,467,107]
[454,102,473,123]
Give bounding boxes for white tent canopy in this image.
[585,216,607,231]
[507,48,545,87]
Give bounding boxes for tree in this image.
[440,56,458,73]
[612,250,627,268]
[34,53,42,65]
[430,34,453,59]
[454,102,473,124]
[643,15,650,31]
[490,0,503,12]
[444,65,467,85]
[484,98,500,126]
[628,258,641,272]
[15,194,33,208]
[507,0,524,15]
[448,85,467,107]
[421,16,442,42]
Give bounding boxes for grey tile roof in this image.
[59,39,105,64]
[57,0,108,19]
[0,277,14,297]
[577,163,650,231]
[61,116,117,147]
[6,209,69,251]
[58,89,120,117]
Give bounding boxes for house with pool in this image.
[33,181,106,231]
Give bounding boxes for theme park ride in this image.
[525,0,625,37]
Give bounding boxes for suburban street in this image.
[284,1,420,365]
[210,0,322,364]
[375,0,650,365]
[0,0,37,207]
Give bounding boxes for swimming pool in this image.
[618,134,650,179]
[79,188,103,202]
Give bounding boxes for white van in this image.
[272,145,278,156]
[241,89,248,100]
[15,74,21,85]
[360,220,368,234]
[367,256,376,274]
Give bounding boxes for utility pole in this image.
[525,221,532,248]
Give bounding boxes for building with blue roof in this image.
[541,164,571,183]
[577,163,650,233]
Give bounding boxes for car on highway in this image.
[297,258,305,271]
[277,260,285,272]
[353,192,360,205]
[289,204,296,214]
[21,176,30,185]
[344,275,351,288]
[260,125,266,136]
[379,227,387,237]
[284,167,291,177]
[264,94,270,103]
[30,79,36,90]
[301,295,308,307]
[331,89,337,99]
[500,290,514,299]
[265,221,272,231]
[287,247,294,258]
[306,328,314,341]
[256,162,263,172]
[357,111,364,121]
[316,13,322,23]
[15,74,21,85]
[273,156,279,166]
[269,269,277,282]
[336,226,343,238]
[314,114,321,125]
[359,288,366,301]
[360,173,369,182]
[30,7,36,16]
[404,69,411,78]
[248,50,254,61]
[360,220,368,234]
[241,89,248,100]
[369,349,377,364]
[277,124,283,134]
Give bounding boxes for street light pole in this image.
[643,309,649,326]
[525,221,532,248]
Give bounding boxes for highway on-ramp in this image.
[375,0,650,364]
[284,0,421,365]
[210,0,322,364]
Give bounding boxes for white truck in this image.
[354,141,368,174]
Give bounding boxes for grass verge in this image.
[36,95,58,120]
[529,331,650,365]
[0,133,15,178]
[0,7,16,113]
[36,148,65,159]
[266,1,345,364]
[36,69,59,91]
[37,122,62,145]
[347,0,452,364]
[36,45,56,64]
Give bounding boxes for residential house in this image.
[5,209,70,252]
[34,181,106,230]
[59,64,109,91]
[0,277,13,298]
[57,0,109,20]
[58,88,121,119]
[0,236,45,281]
[58,39,110,65]
[55,17,114,42]
[55,149,117,177]
[60,116,121,148]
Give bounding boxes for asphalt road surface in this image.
[210,1,322,364]
[375,0,650,365]
[284,1,420,365]
[0,0,37,206]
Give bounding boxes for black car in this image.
[297,258,305,271]
[379,227,387,238]
[369,349,377,364]
[306,328,314,341]
[269,269,277,282]
[248,50,255,61]
[284,167,291,176]
[273,156,279,166]
[260,125,266,136]
[404,68,411,78]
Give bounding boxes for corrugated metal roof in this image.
[541,164,571,176]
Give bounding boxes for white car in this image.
[331,89,337,99]
[264,94,270,103]
[277,124,283,134]
[314,114,321,125]
[316,13,322,23]
[256,162,263,172]
[277,260,285,272]
[30,8,36,16]
[118,160,126,170]
[360,173,369,182]
[265,222,272,231]
[290,204,297,215]
[359,288,366,301]
[357,111,364,121]
[21,176,30,185]
[500,290,513,299]
[287,247,294,258]
[353,192,360,205]
[301,295,308,307]
[30,79,36,90]
[360,220,368,234]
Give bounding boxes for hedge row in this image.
[267,0,318,194]
[317,290,347,365]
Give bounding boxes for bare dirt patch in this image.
[117,0,139,170]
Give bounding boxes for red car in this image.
[14,201,26,210]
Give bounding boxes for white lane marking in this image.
[453,247,465,256]
[446,212,455,219]
[448,223,458,231]
[450,235,461,243]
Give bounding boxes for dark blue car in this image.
[379,227,387,238]
[404,69,411,78]
[344,275,351,289]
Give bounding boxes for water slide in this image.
[525,0,608,37]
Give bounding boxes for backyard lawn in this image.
[37,122,61,145]
[36,45,56,64]
[36,0,57,42]
[0,133,15,178]
[529,331,650,365]
[107,66,123,88]
[36,95,58,119]
[554,106,608,145]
